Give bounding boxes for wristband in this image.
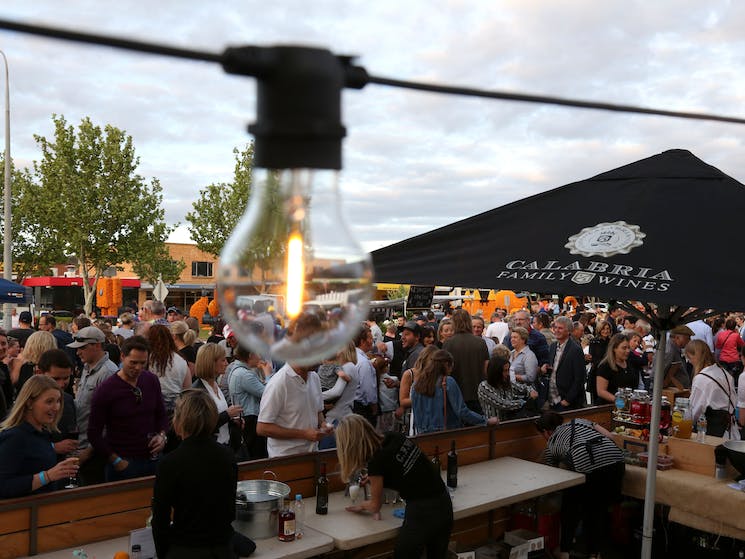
[39,471,48,486]
[112,456,122,466]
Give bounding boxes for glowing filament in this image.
[286,233,305,318]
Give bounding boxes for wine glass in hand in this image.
[64,450,80,489]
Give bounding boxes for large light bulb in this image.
[218,168,373,365]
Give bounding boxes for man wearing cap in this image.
[69,326,120,485]
[218,324,239,363]
[443,309,490,413]
[166,306,183,323]
[8,311,34,347]
[657,325,694,390]
[400,321,424,372]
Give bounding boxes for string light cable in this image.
[0,17,744,125]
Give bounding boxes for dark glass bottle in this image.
[431,445,441,475]
[278,498,296,542]
[316,462,329,515]
[447,440,458,489]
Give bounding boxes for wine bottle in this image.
[431,445,441,475]
[316,462,329,515]
[447,440,458,489]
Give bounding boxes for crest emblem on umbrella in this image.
[570,271,596,285]
[565,220,645,258]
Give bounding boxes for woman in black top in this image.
[336,414,453,559]
[586,321,615,403]
[595,333,640,405]
[152,389,250,559]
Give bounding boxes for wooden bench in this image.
[0,405,612,558]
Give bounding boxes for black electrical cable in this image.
[366,75,745,125]
[0,18,222,64]
[2,17,745,126]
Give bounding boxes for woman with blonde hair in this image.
[0,375,79,497]
[687,340,739,439]
[152,389,245,559]
[318,342,358,449]
[336,414,453,558]
[595,333,641,405]
[509,326,538,384]
[10,330,57,396]
[170,320,198,371]
[193,343,242,447]
[436,319,454,348]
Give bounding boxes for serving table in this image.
[622,464,745,540]
[19,526,334,559]
[303,456,584,550]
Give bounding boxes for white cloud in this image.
[0,0,744,254]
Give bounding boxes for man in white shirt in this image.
[366,313,384,345]
[256,314,330,458]
[687,319,714,353]
[484,311,509,343]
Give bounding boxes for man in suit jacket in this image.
[541,316,586,410]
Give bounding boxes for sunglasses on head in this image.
[132,386,142,404]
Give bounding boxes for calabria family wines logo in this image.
[496,221,673,292]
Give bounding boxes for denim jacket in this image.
[411,376,485,434]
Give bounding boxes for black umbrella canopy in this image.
[372,149,744,314]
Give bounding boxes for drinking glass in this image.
[348,483,361,503]
[146,432,160,460]
[64,450,80,489]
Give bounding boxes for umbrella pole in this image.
[641,328,667,559]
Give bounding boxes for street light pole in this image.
[0,50,10,331]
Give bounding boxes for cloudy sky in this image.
[0,1,744,253]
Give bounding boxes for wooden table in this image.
[19,526,334,559]
[623,464,745,540]
[303,456,584,550]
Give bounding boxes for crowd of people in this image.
[3,298,745,557]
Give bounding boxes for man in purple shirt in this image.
[88,336,168,482]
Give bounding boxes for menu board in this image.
[407,285,435,310]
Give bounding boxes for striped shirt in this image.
[545,419,623,473]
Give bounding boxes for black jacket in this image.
[548,338,586,409]
[152,435,237,559]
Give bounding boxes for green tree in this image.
[131,245,185,286]
[186,143,285,292]
[185,144,253,257]
[0,158,63,280]
[386,284,409,301]
[17,115,174,313]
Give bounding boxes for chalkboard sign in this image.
[407,286,435,310]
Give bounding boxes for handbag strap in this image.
[699,369,736,437]
[721,330,735,351]
[700,370,735,411]
[442,375,448,429]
